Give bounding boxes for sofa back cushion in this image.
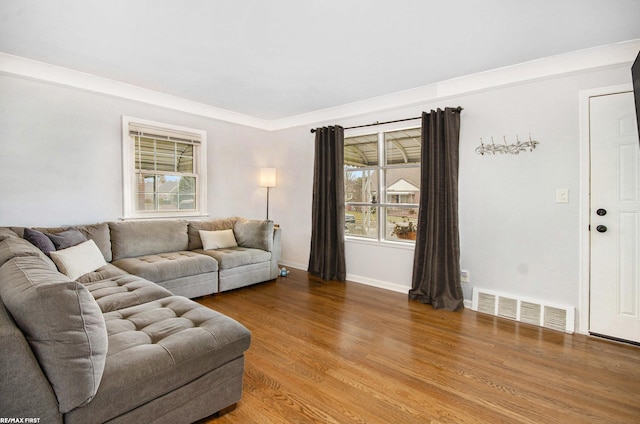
[0,237,55,269]
[109,220,188,261]
[11,223,113,263]
[77,223,113,263]
[187,217,239,250]
[0,227,19,242]
[0,255,108,413]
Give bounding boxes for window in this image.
[344,127,421,243]
[122,117,207,219]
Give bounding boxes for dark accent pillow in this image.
[46,228,87,250]
[23,228,56,256]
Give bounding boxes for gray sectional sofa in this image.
[0,217,281,423]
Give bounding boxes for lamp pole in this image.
[259,168,276,221]
[266,186,271,220]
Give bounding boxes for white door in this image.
[589,91,640,343]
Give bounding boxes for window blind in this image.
[128,123,202,145]
[129,122,199,173]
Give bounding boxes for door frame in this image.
[578,83,634,335]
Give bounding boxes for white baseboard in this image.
[277,261,409,293]
[277,260,307,271]
[345,273,409,294]
[278,261,473,307]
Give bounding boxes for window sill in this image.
[121,212,210,221]
[344,236,415,251]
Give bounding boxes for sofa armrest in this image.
[233,219,274,251]
[0,302,62,422]
[270,227,282,279]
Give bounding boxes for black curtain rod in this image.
[309,107,463,133]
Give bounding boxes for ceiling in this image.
[1,0,640,121]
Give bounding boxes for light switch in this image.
[460,270,470,283]
[556,188,569,203]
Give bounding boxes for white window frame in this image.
[122,116,208,219]
[344,124,421,245]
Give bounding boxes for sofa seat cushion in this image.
[79,272,174,313]
[76,263,130,285]
[112,251,218,283]
[195,247,271,270]
[66,296,251,424]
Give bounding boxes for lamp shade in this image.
[259,168,277,188]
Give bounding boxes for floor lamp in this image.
[259,168,276,220]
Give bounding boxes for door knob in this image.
[596,208,607,216]
[596,225,607,233]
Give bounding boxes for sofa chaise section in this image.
[0,233,252,423]
[65,295,251,424]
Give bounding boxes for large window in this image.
[122,117,207,219]
[344,127,421,243]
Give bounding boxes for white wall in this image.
[273,65,634,320]
[0,74,274,226]
[0,55,635,329]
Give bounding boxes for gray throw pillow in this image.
[24,228,56,256]
[46,228,87,250]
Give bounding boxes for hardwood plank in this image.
[196,269,640,423]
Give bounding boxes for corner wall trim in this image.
[2,39,639,132]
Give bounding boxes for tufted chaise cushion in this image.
[78,271,174,313]
[65,296,251,423]
[111,251,218,283]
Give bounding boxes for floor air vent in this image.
[472,288,575,333]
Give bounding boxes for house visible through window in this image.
[344,127,421,243]
[122,117,207,219]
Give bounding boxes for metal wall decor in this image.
[475,134,539,155]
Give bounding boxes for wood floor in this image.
[196,269,640,424]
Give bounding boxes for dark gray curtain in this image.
[308,126,346,282]
[409,108,464,311]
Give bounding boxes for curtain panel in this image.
[409,108,464,311]
[308,126,347,282]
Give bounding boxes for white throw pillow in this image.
[50,239,108,280]
[199,229,238,250]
